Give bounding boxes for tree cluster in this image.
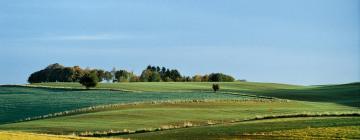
[28,63,114,83]
[140,65,182,82]
[208,73,235,82]
[28,63,236,83]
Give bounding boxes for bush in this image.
[115,70,130,82]
[79,72,99,89]
[208,73,235,82]
[212,84,220,92]
[140,69,161,82]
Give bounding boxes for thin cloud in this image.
[33,34,136,41]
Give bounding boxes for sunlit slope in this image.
[121,117,360,140]
[30,82,360,107]
[0,131,121,140]
[0,101,358,135]
[0,86,252,124]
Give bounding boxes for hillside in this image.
[0,81,359,139]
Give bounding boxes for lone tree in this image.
[212,84,220,92]
[79,72,99,89]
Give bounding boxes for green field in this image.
[1,101,358,134]
[0,82,359,139]
[122,117,360,139]
[30,82,304,92]
[0,85,253,124]
[30,82,360,107]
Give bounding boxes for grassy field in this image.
[0,85,253,124]
[30,82,304,92]
[1,101,358,135]
[0,131,122,140]
[0,81,359,139]
[29,82,360,107]
[121,117,360,140]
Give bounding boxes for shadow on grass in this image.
[237,82,360,108]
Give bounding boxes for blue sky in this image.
[0,0,359,85]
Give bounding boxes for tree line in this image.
[28,63,235,83]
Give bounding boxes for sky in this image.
[0,0,359,85]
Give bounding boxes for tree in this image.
[73,66,85,82]
[104,71,113,82]
[60,67,75,82]
[212,84,220,92]
[28,63,77,83]
[79,72,98,89]
[146,65,152,70]
[129,75,140,82]
[28,70,45,83]
[115,70,130,82]
[95,69,105,82]
[202,75,209,82]
[156,66,161,72]
[28,63,237,84]
[161,67,166,75]
[192,75,203,82]
[150,71,161,82]
[46,63,64,70]
[140,69,151,82]
[140,69,161,82]
[169,69,181,81]
[208,73,235,82]
[183,76,192,82]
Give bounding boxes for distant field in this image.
[30,81,304,92]
[31,82,360,107]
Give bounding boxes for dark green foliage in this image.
[192,75,203,82]
[79,72,98,89]
[28,63,73,83]
[28,63,237,83]
[115,70,130,82]
[59,67,76,82]
[140,69,161,82]
[202,75,209,82]
[212,84,220,92]
[27,64,110,83]
[91,69,105,82]
[183,76,192,82]
[169,69,181,81]
[104,71,113,82]
[144,65,182,82]
[73,66,85,82]
[208,73,235,82]
[129,75,140,82]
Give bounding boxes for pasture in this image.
[0,85,253,124]
[0,82,359,139]
[122,117,360,139]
